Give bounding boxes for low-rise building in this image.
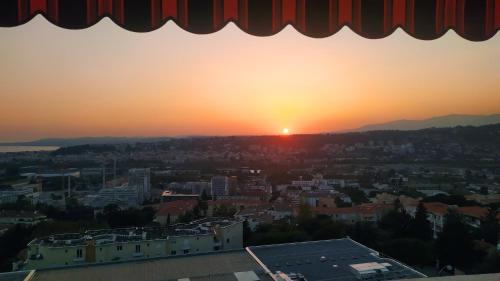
[0,210,47,225]
[420,202,450,238]
[418,203,490,238]
[25,218,243,270]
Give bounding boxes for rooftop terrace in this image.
[30,218,240,247]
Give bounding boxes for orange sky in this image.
[0,16,500,142]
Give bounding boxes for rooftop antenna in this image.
[113,157,117,187]
[102,162,106,189]
[67,172,71,198]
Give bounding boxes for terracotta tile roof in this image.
[313,203,392,216]
[457,206,489,219]
[423,202,451,216]
[272,203,294,212]
[156,200,198,217]
[207,199,268,207]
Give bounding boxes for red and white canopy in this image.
[1,0,499,41]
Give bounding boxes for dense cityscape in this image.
[0,124,499,280]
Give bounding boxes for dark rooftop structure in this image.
[247,238,426,281]
[28,251,271,281]
[0,271,32,281]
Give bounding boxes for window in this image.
[171,250,177,255]
[99,248,102,252]
[183,249,190,254]
[226,238,230,243]
[135,245,141,253]
[116,245,123,251]
[76,249,83,258]
[147,243,150,247]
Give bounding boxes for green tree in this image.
[213,204,237,217]
[379,201,411,238]
[297,204,312,226]
[201,189,210,201]
[0,224,33,272]
[335,196,352,207]
[198,200,208,216]
[243,220,252,246]
[480,207,499,246]
[347,222,383,249]
[408,202,433,241]
[436,210,475,267]
[381,238,433,266]
[177,211,196,223]
[479,251,500,274]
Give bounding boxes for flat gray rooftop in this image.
[30,251,272,281]
[0,271,31,281]
[247,238,425,281]
[398,274,500,281]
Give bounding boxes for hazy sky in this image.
[1,16,499,142]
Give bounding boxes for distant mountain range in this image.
[2,114,500,147]
[345,114,500,132]
[0,137,172,147]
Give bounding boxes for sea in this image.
[0,146,59,153]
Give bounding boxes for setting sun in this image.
[282,128,290,135]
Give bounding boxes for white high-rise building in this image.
[82,186,139,209]
[128,168,151,203]
[211,176,228,198]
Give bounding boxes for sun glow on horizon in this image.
[0,19,499,142]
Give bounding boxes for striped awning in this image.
[1,0,499,41]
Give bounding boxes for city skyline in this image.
[1,16,500,142]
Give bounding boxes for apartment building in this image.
[128,168,151,203]
[81,186,139,209]
[25,218,242,270]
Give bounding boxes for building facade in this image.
[128,168,151,203]
[211,176,229,197]
[82,186,139,209]
[25,218,243,270]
